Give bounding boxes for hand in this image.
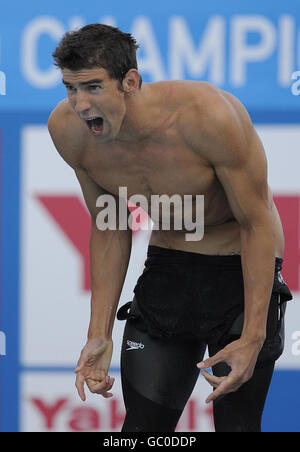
[75,337,114,401]
[197,337,263,403]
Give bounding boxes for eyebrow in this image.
[62,79,103,86]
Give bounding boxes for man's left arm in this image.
[194,94,276,402]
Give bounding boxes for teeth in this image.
[85,116,103,133]
[83,116,100,120]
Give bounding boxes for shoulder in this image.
[48,98,72,137]
[178,82,256,167]
[48,98,88,168]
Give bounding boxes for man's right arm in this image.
[48,105,132,399]
[74,171,131,400]
[74,168,132,340]
[48,103,132,341]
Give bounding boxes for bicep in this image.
[75,168,108,220]
[75,169,130,225]
[213,124,271,228]
[187,90,272,227]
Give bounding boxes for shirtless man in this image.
[48,24,292,432]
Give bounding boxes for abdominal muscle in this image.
[149,218,242,255]
[149,200,284,258]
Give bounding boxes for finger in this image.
[201,371,226,388]
[107,377,115,391]
[103,376,114,391]
[75,374,86,401]
[205,375,238,403]
[86,378,107,393]
[86,375,114,394]
[96,379,115,397]
[105,376,114,388]
[74,357,85,373]
[102,392,114,398]
[102,379,115,398]
[197,352,224,370]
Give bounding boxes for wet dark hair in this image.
[52,23,142,87]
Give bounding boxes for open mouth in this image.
[85,117,104,136]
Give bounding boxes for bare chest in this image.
[83,138,215,199]
[81,131,232,226]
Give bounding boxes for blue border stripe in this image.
[0,111,49,432]
[0,124,3,431]
[0,113,22,431]
[0,109,299,432]
[250,110,300,124]
[262,369,300,432]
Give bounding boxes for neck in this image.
[116,83,159,143]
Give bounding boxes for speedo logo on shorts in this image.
[126,339,145,350]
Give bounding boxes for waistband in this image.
[146,245,283,272]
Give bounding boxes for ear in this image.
[122,69,141,94]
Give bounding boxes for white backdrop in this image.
[19,124,300,431]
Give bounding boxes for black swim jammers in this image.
[117,245,293,368]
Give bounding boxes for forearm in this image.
[88,222,132,340]
[240,216,275,343]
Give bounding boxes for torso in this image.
[57,81,284,257]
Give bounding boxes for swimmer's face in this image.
[62,67,127,142]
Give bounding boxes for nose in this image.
[74,90,92,115]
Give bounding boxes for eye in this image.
[89,85,101,92]
[66,85,76,93]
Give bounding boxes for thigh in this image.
[120,320,206,432]
[208,342,275,432]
